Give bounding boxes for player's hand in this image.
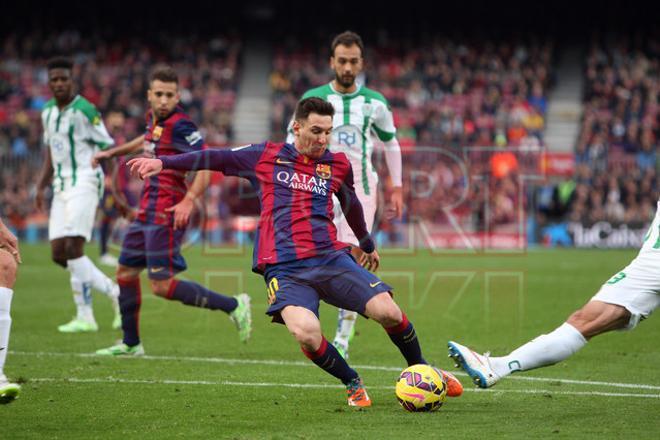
[127,158,163,179]
[165,196,194,230]
[92,150,112,168]
[0,221,21,264]
[386,187,403,220]
[359,249,380,272]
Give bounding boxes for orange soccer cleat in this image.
[346,377,372,407]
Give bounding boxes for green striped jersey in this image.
[287,83,396,194]
[41,95,114,194]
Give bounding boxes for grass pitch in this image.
[3,244,659,439]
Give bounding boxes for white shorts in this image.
[49,188,100,242]
[333,189,377,246]
[592,202,660,329]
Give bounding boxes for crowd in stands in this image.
[271,36,554,149]
[540,36,658,229]
[0,30,241,238]
[1,29,657,247]
[271,36,553,241]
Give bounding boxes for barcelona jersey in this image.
[160,142,374,273]
[138,107,205,225]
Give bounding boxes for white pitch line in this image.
[27,377,660,399]
[11,350,660,391]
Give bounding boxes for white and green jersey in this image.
[287,83,396,195]
[41,95,114,195]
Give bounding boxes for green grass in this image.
[3,244,660,439]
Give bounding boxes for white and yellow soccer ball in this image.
[395,364,447,412]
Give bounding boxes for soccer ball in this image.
[395,364,447,412]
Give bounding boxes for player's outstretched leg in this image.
[448,300,638,388]
[0,251,20,403]
[365,292,463,397]
[333,308,357,359]
[281,306,371,407]
[154,279,252,343]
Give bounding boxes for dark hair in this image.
[150,65,178,84]
[46,57,73,71]
[294,97,335,121]
[331,30,364,57]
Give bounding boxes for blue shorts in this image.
[118,220,187,280]
[264,249,392,324]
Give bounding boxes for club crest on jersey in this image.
[316,164,332,179]
[152,125,163,141]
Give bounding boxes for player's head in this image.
[330,31,364,91]
[47,57,74,103]
[292,97,335,159]
[148,65,180,119]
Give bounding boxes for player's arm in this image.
[127,145,264,179]
[335,163,379,271]
[165,170,212,230]
[92,135,145,167]
[35,147,53,212]
[373,97,403,220]
[382,137,403,220]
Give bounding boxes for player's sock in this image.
[301,336,359,384]
[118,278,142,346]
[490,323,587,377]
[334,308,357,347]
[384,313,426,366]
[166,280,238,313]
[0,287,13,375]
[68,257,95,323]
[82,256,116,298]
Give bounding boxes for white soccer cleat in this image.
[448,341,501,388]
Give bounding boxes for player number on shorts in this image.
[606,272,626,285]
[267,277,279,305]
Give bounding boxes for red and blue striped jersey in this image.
[160,142,375,273]
[138,107,206,225]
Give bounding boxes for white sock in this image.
[490,323,587,377]
[0,287,13,377]
[67,257,95,323]
[82,256,116,298]
[334,309,358,346]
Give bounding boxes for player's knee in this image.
[378,304,403,328]
[0,251,17,287]
[51,252,68,268]
[150,279,173,297]
[567,303,631,338]
[288,322,321,347]
[365,294,402,326]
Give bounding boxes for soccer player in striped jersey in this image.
[35,58,121,333]
[93,66,251,356]
[0,217,20,402]
[286,31,403,360]
[127,97,462,406]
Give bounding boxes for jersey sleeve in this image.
[172,119,205,153]
[160,143,266,178]
[85,115,115,150]
[372,99,397,142]
[77,101,115,150]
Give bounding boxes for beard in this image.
[335,72,355,89]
